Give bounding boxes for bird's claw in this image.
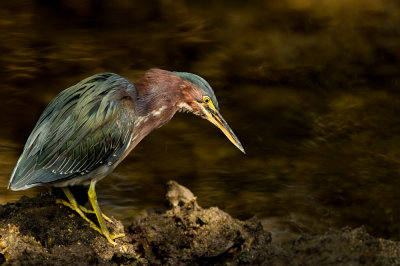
[56,199,103,234]
[103,232,125,245]
[56,199,113,224]
[77,205,114,224]
[56,198,123,245]
[111,233,125,239]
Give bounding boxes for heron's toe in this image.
[111,232,125,240]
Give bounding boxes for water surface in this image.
[1,0,400,240]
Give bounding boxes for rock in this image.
[0,189,144,265]
[165,180,198,209]
[1,181,400,265]
[264,227,400,265]
[130,181,271,265]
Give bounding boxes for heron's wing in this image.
[9,73,136,190]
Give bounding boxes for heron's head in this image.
[172,71,245,154]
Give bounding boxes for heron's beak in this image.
[204,107,245,154]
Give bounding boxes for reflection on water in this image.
[1,0,400,240]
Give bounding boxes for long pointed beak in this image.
[204,107,245,154]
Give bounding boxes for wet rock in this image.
[130,181,271,265]
[0,189,143,265]
[165,180,199,209]
[265,227,400,265]
[1,181,400,265]
[0,182,270,265]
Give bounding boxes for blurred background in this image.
[1,0,400,241]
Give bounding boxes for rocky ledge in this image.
[1,181,400,265]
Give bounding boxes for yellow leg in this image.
[57,187,103,235]
[56,199,113,224]
[88,180,125,245]
[78,205,114,224]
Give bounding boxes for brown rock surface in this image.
[0,181,400,265]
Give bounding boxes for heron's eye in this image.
[203,96,211,104]
[202,96,216,111]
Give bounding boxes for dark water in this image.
[1,0,400,241]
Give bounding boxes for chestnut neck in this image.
[133,69,185,132]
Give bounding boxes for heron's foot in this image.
[111,232,125,239]
[79,207,124,244]
[101,230,125,245]
[56,199,124,245]
[56,199,113,223]
[56,199,103,235]
[78,205,114,224]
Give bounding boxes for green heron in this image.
[8,69,245,245]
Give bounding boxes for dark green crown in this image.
[172,71,219,110]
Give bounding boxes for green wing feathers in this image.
[9,73,136,190]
